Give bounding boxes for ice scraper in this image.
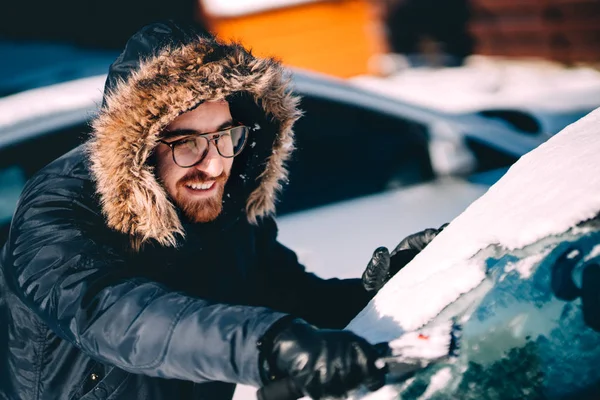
[257,321,460,400]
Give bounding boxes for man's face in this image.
[155,101,234,223]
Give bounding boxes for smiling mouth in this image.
[185,181,216,191]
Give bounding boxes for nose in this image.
[193,141,224,178]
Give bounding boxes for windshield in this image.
[351,220,600,399]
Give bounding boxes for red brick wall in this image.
[469,0,600,64]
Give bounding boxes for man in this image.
[0,21,443,400]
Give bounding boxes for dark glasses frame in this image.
[159,125,252,168]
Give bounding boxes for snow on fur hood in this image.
[87,21,301,250]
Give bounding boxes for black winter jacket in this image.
[0,21,372,400]
[0,147,370,400]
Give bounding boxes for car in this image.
[0,61,587,250]
[342,109,600,400]
[367,223,600,400]
[350,62,600,141]
[0,69,513,244]
[251,105,600,400]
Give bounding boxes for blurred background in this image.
[2,0,600,261]
[2,0,600,258]
[2,0,600,255]
[2,0,600,78]
[1,2,599,398]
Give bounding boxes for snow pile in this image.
[385,323,454,361]
[352,59,600,114]
[347,107,600,343]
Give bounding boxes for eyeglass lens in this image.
[173,126,248,167]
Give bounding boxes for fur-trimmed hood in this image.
[87,21,301,250]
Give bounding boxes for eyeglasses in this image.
[159,125,250,168]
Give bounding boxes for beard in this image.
[173,170,229,223]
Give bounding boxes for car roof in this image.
[0,75,106,148]
[0,38,587,160]
[0,65,549,162]
[1,68,447,148]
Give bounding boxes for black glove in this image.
[362,224,448,293]
[259,318,386,399]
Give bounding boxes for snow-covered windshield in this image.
[353,220,600,399]
[347,107,600,399]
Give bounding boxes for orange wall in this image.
[206,0,384,77]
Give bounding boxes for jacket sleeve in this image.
[254,218,373,329]
[2,173,286,386]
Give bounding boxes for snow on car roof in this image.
[352,58,600,114]
[348,106,600,341]
[202,0,320,17]
[0,75,105,147]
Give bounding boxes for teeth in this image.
[187,181,214,190]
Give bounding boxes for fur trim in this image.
[87,37,301,250]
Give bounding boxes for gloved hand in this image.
[260,318,385,399]
[362,224,448,293]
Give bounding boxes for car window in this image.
[0,122,90,245]
[277,95,434,214]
